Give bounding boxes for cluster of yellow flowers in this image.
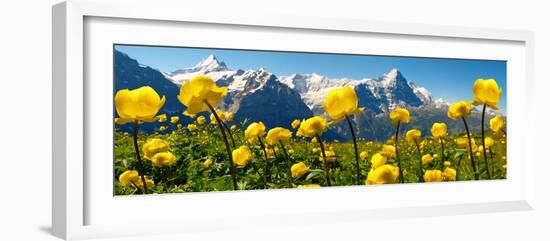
[114,74,506,194]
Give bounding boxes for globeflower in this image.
[359,151,369,160]
[209,110,226,125]
[380,144,396,158]
[324,86,364,185]
[472,78,502,109]
[370,153,387,170]
[157,114,167,123]
[490,115,505,133]
[319,150,337,163]
[389,107,410,125]
[203,159,213,168]
[177,75,228,117]
[443,167,457,181]
[265,127,292,146]
[196,115,206,125]
[431,122,447,138]
[232,145,252,168]
[291,119,301,129]
[484,137,495,149]
[365,164,399,185]
[421,154,433,165]
[119,170,140,186]
[187,124,197,131]
[447,101,472,120]
[423,170,443,182]
[297,116,328,137]
[134,176,155,190]
[150,151,177,166]
[297,184,321,188]
[114,86,166,122]
[291,162,309,178]
[323,86,363,122]
[143,138,169,160]
[405,129,421,143]
[244,122,266,145]
[170,116,179,124]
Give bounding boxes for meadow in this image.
[114,76,506,195]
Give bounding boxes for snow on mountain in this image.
[164,55,442,116]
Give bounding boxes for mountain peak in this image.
[194,54,228,72]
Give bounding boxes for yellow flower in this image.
[177,75,228,117]
[244,122,266,145]
[444,161,451,167]
[135,176,154,190]
[291,119,301,129]
[170,116,179,124]
[297,116,328,137]
[323,86,364,122]
[319,150,337,163]
[119,170,139,186]
[311,137,318,144]
[297,184,321,188]
[142,138,169,160]
[380,144,396,158]
[203,159,213,168]
[157,114,167,123]
[232,145,252,168]
[359,151,369,160]
[226,112,234,122]
[159,126,166,131]
[230,125,237,131]
[431,122,447,138]
[447,101,472,120]
[389,107,410,125]
[456,137,477,150]
[484,137,495,148]
[177,124,182,129]
[114,117,131,125]
[370,153,387,169]
[265,127,292,146]
[405,129,421,143]
[150,152,177,166]
[443,168,457,181]
[365,164,399,185]
[291,162,309,178]
[115,86,166,122]
[187,124,197,131]
[210,110,226,125]
[421,154,433,165]
[490,115,505,133]
[472,78,502,109]
[423,170,443,182]
[196,116,206,125]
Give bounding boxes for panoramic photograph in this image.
[113,44,507,195]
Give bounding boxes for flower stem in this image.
[221,120,237,149]
[413,139,423,183]
[456,154,464,181]
[132,121,148,194]
[439,137,445,169]
[279,141,292,188]
[481,104,492,179]
[316,134,331,186]
[271,146,281,182]
[345,115,361,185]
[394,121,404,183]
[204,101,238,190]
[257,137,269,189]
[461,117,479,180]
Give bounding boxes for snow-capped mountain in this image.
[164,55,439,116]
[116,51,485,141]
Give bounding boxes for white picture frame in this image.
[52,0,536,240]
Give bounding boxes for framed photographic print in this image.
[52,0,535,240]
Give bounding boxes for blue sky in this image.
[115,44,507,109]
